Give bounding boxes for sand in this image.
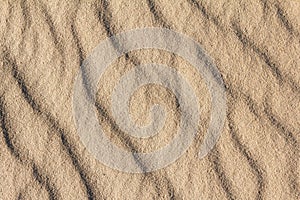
[0,0,299,199]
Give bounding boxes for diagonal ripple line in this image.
[72,27,227,173]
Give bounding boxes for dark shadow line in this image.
[242,93,261,119]
[2,48,41,111]
[226,83,269,200]
[0,97,59,200]
[0,97,21,161]
[143,0,192,152]
[95,101,180,198]
[58,128,96,200]
[145,0,171,29]
[182,2,243,198]
[188,0,300,94]
[274,3,296,37]
[224,80,262,121]
[32,163,58,200]
[232,14,300,95]
[187,0,221,28]
[94,0,152,170]
[94,2,177,198]
[3,47,96,200]
[37,2,63,50]
[95,0,138,64]
[264,103,297,146]
[17,191,24,200]
[19,0,32,52]
[96,0,141,66]
[2,1,14,41]
[263,100,300,198]
[228,81,298,199]
[231,22,283,82]
[71,23,85,66]
[95,103,146,164]
[144,1,238,198]
[70,18,98,103]
[42,110,96,199]
[227,109,265,200]
[97,0,114,37]
[139,171,178,199]
[216,79,267,200]
[259,0,269,15]
[153,1,272,198]
[208,149,237,200]
[20,0,32,30]
[231,21,300,96]
[35,1,66,74]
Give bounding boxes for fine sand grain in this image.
[0,0,299,199]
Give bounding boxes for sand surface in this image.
[0,0,300,199]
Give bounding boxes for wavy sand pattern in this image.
[0,0,299,199]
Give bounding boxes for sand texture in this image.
[0,0,300,199]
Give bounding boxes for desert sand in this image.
[0,0,299,199]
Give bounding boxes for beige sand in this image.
[0,0,299,199]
